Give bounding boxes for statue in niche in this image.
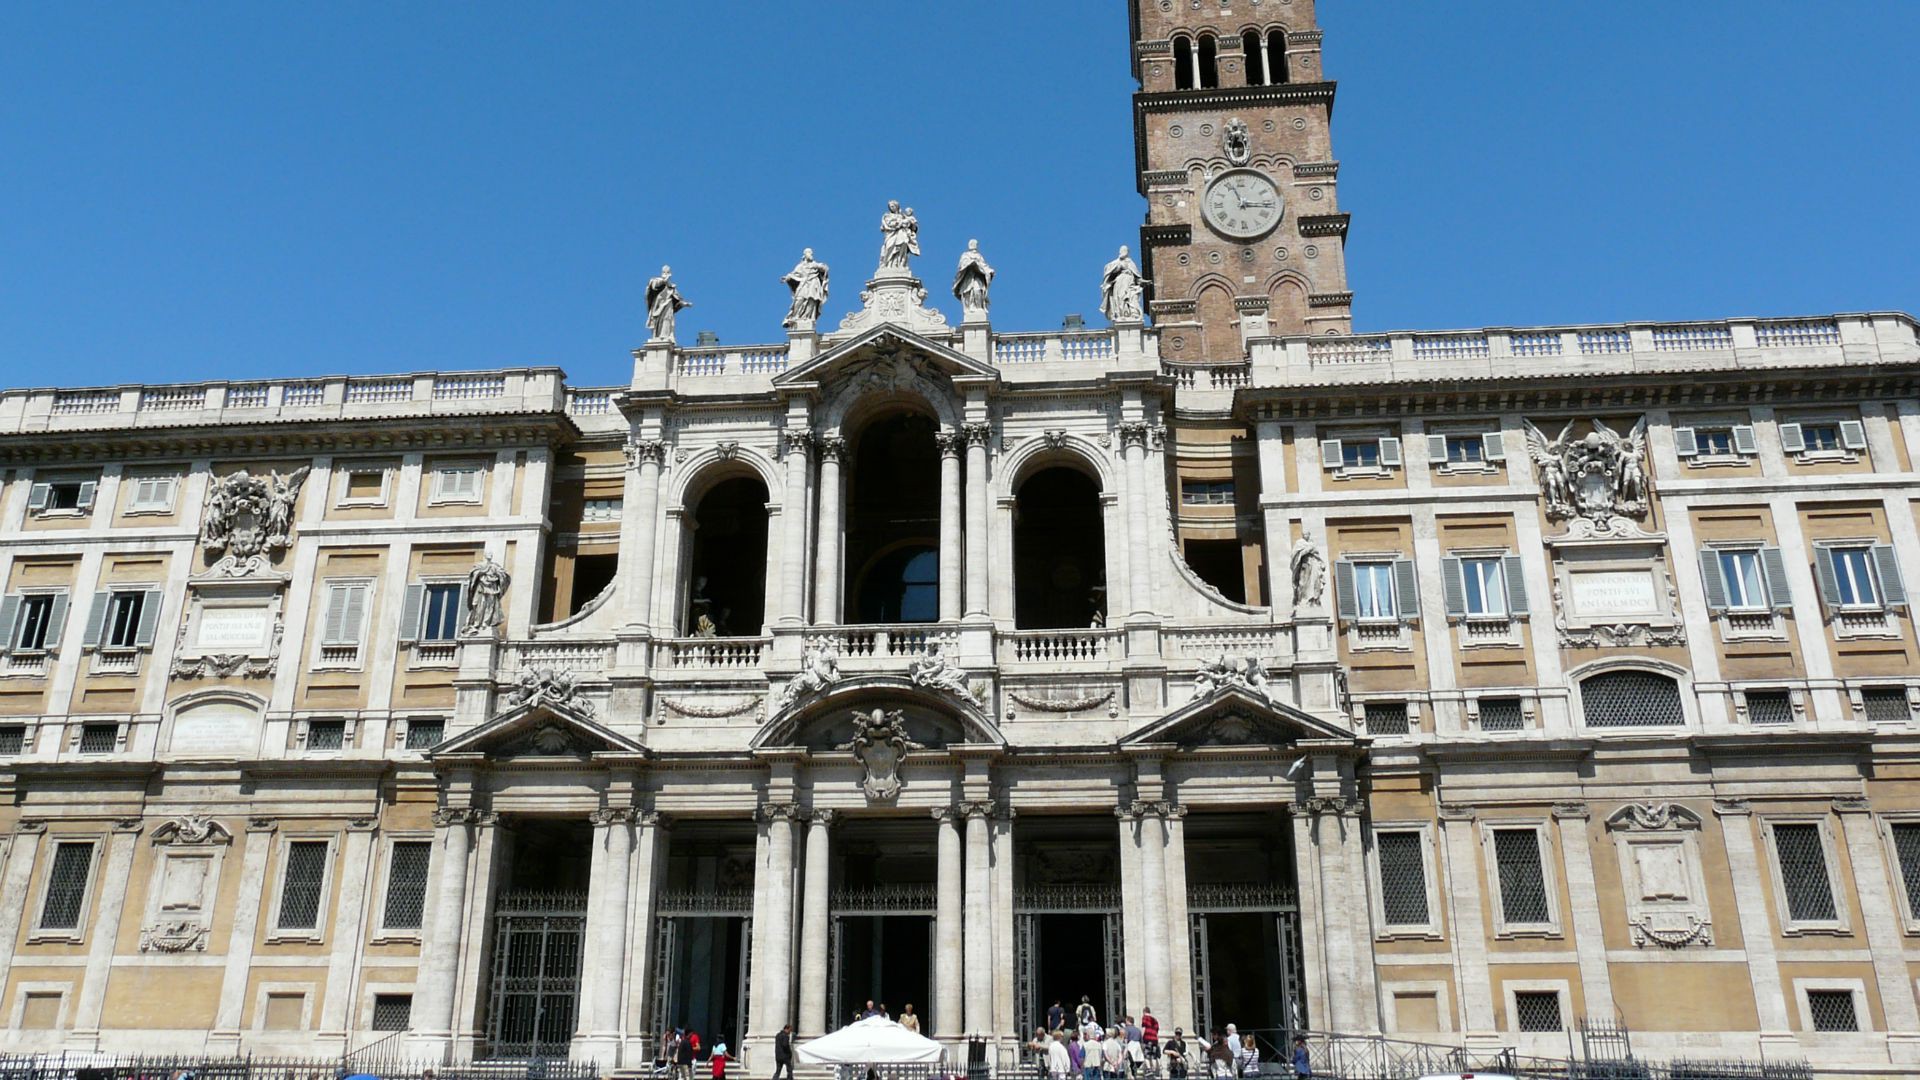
[202,467,310,566]
[1100,246,1144,323]
[841,707,921,801]
[645,265,692,342]
[1290,533,1327,610]
[879,200,921,271]
[952,239,995,316]
[461,556,511,637]
[782,248,832,328]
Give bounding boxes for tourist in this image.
[773,1024,794,1080]
[1030,1027,1052,1063]
[1067,1027,1086,1077]
[1207,1031,1234,1080]
[879,1002,892,1021]
[1076,995,1099,1033]
[1079,1028,1103,1080]
[661,1028,681,1076]
[1163,1029,1187,1080]
[1103,1026,1127,1080]
[899,1003,920,1033]
[1126,1026,1146,1078]
[862,999,881,1019]
[1048,1031,1073,1080]
[1048,999,1066,1033]
[1237,1034,1258,1077]
[709,1043,731,1080]
[1289,1036,1310,1079]
[676,1028,698,1080]
[1140,1008,1159,1051]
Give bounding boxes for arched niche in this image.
[166,691,266,758]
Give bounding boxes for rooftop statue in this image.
[645,265,692,343]
[1100,245,1144,323]
[879,199,921,272]
[782,248,831,329]
[952,239,995,318]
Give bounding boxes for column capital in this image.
[588,807,638,827]
[1120,799,1181,821]
[637,809,671,828]
[780,428,815,458]
[935,431,966,457]
[432,807,495,828]
[14,819,46,835]
[958,798,1005,821]
[814,435,847,461]
[758,801,803,823]
[961,422,993,448]
[1117,421,1152,449]
[807,808,839,827]
[1712,797,1753,818]
[246,817,279,834]
[625,437,669,468]
[1550,801,1591,821]
[930,805,959,825]
[1304,795,1361,819]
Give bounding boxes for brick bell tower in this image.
[1129,0,1353,360]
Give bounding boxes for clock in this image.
[1202,169,1284,239]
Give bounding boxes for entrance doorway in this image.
[651,823,757,1050]
[828,821,940,1033]
[833,913,931,1028]
[483,819,592,1059]
[1181,811,1306,1040]
[1013,815,1124,1037]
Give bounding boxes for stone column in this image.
[758,804,799,1033]
[797,810,836,1037]
[1550,803,1614,1021]
[962,424,992,618]
[582,809,636,1057]
[317,820,379,1044]
[1119,423,1153,616]
[962,800,994,1033]
[411,809,479,1055]
[67,821,140,1046]
[937,433,965,623]
[933,807,964,1038]
[1834,797,1920,1059]
[1132,804,1173,1021]
[813,438,846,624]
[623,811,671,1059]
[1711,799,1797,1056]
[1308,796,1380,1034]
[211,818,279,1050]
[1162,808,1195,1034]
[625,438,668,631]
[779,430,813,625]
[1437,805,1497,1041]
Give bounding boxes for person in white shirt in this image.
[1047,1031,1073,1080]
[1103,1028,1127,1079]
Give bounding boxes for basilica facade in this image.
[2,0,1920,1073]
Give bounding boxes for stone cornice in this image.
[1297,213,1350,239]
[1140,223,1192,247]
[0,412,575,466]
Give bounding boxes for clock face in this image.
[1202,170,1284,239]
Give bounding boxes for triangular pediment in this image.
[430,700,645,761]
[1119,685,1358,749]
[771,325,998,390]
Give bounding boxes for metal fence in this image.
[0,1051,601,1080]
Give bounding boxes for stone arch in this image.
[754,675,1004,751]
[1266,271,1311,335]
[1194,279,1243,361]
[664,443,782,516]
[998,433,1115,498]
[818,359,962,435]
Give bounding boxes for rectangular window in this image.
[320,582,371,648]
[1492,827,1551,926]
[77,723,117,754]
[1444,435,1484,464]
[1719,550,1767,611]
[1696,428,1735,456]
[306,720,346,751]
[1860,687,1911,724]
[103,591,146,649]
[1801,424,1842,452]
[431,464,486,503]
[276,841,331,932]
[1179,480,1235,505]
[127,475,177,513]
[1771,822,1838,923]
[1745,690,1794,726]
[420,583,463,641]
[0,725,25,755]
[1891,822,1920,925]
[1513,991,1563,1033]
[1805,989,1859,1033]
[13,594,61,652]
[1353,562,1397,620]
[1342,441,1381,470]
[581,498,623,523]
[39,842,96,931]
[1478,697,1526,732]
[1828,547,1878,606]
[1376,831,1429,926]
[382,841,432,931]
[371,993,413,1032]
[44,482,89,512]
[342,469,387,502]
[404,718,445,750]
[1364,702,1409,736]
[1461,557,1507,617]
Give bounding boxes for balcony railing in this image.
[657,637,768,669]
[999,628,1124,664]
[503,639,616,675]
[1164,624,1289,660]
[805,623,954,660]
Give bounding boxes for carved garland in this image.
[1007,689,1115,713]
[660,696,763,719]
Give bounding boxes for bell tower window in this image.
[1196,33,1219,89]
[1173,35,1196,90]
[1268,30,1289,83]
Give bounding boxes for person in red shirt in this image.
[1140,1008,1160,1057]
[710,1046,731,1080]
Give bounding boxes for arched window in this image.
[1242,30,1266,86]
[1267,29,1289,84]
[1197,34,1219,89]
[1173,34,1196,90]
[857,546,939,624]
[1014,467,1107,629]
[1580,670,1684,728]
[684,475,770,635]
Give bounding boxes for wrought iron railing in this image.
[0,1052,599,1080]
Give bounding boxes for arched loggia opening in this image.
[684,476,769,635]
[846,411,942,623]
[1014,466,1107,629]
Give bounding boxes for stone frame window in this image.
[1793,979,1870,1033]
[1779,418,1867,462]
[1854,684,1917,725]
[400,715,445,752]
[26,475,98,517]
[1483,820,1561,938]
[1737,686,1801,727]
[267,836,338,944]
[374,835,433,942]
[123,472,179,515]
[31,837,101,943]
[1179,479,1236,505]
[1469,695,1531,734]
[1878,816,1920,934]
[426,459,488,506]
[1,590,70,659]
[1441,550,1527,649]
[369,991,414,1032]
[1423,429,1506,475]
[333,462,394,508]
[1503,981,1571,1034]
[1605,803,1714,949]
[1673,423,1757,465]
[1335,555,1419,651]
[1576,667,1687,730]
[1761,817,1850,936]
[1369,823,1442,940]
[1320,434,1402,479]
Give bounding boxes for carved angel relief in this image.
[201,468,310,575]
[1523,419,1649,536]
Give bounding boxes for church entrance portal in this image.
[828,822,938,1032]
[650,824,757,1050]
[1182,812,1306,1039]
[482,819,591,1059]
[1014,817,1124,1037]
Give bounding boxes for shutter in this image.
[1759,547,1791,610]
[1732,425,1758,455]
[82,592,111,647]
[1812,548,1841,606]
[1483,432,1506,461]
[1673,427,1698,458]
[1334,561,1357,621]
[1873,544,1907,605]
[1778,423,1805,453]
[0,596,18,652]
[399,584,425,642]
[1379,437,1403,468]
[1393,559,1419,621]
[1320,439,1343,469]
[135,590,164,647]
[1839,420,1868,451]
[27,483,51,511]
[1503,554,1530,614]
[322,586,351,645]
[44,592,69,645]
[75,481,97,511]
[1697,551,1727,611]
[1440,557,1466,617]
[1426,434,1449,464]
[342,585,369,643]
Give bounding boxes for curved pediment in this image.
[1119,685,1359,749]
[430,699,646,761]
[752,675,1005,752]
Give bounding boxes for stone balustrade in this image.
[998,627,1126,664]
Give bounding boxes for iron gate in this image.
[485,890,588,1059]
[650,887,755,1044]
[1014,884,1124,1038]
[829,883,937,1030]
[1187,882,1304,1038]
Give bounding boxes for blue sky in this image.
[1,2,1915,390]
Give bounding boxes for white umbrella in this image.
[796,1016,945,1065]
